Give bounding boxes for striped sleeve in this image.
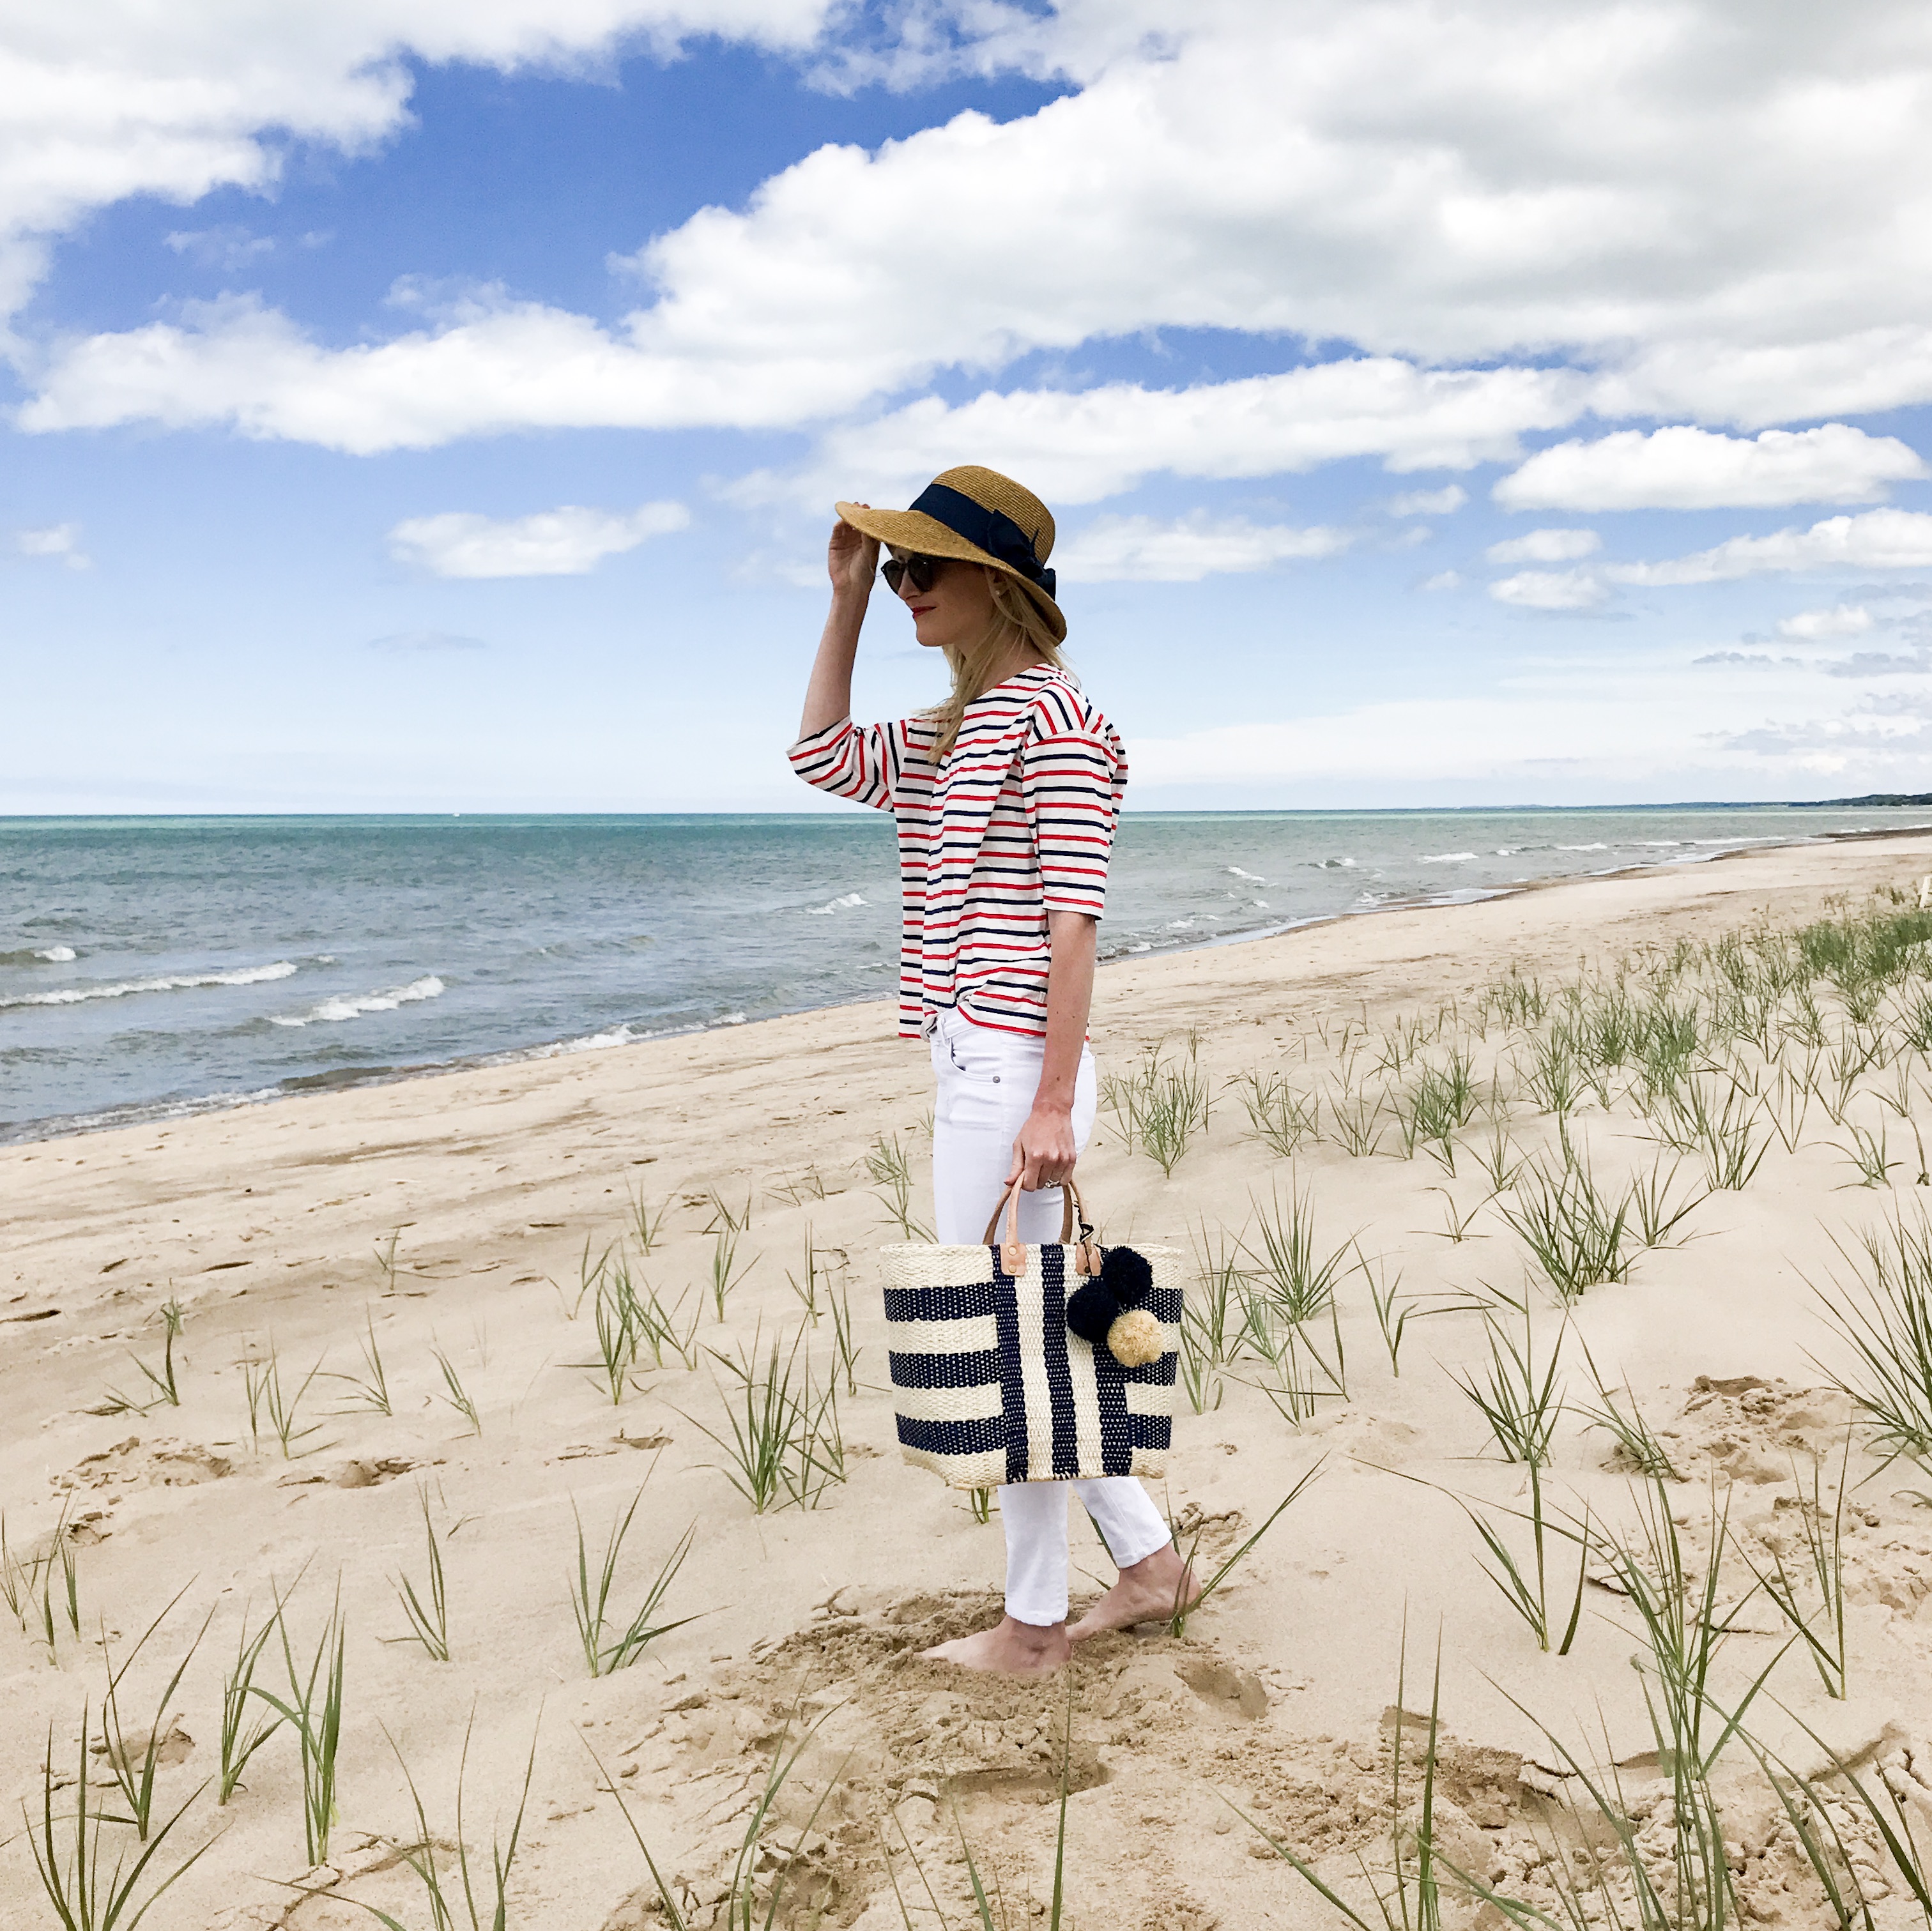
[788,717,901,811]
[1020,696,1124,918]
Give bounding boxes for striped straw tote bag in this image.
[880,1180,1183,1490]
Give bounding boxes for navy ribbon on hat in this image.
[910,482,1058,600]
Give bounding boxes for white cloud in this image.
[164,227,277,271]
[1608,509,1932,588]
[387,500,689,577]
[1418,569,1462,591]
[1485,528,1600,565]
[1489,569,1608,611]
[367,629,488,652]
[1107,634,1932,793]
[1777,604,1874,639]
[1123,659,1897,790]
[726,363,1587,509]
[0,2,835,316]
[1821,650,1932,679]
[1054,512,1351,583]
[1495,425,1927,512]
[22,3,1932,446]
[22,307,1594,459]
[14,523,89,569]
[1388,485,1467,517]
[611,1,1932,402]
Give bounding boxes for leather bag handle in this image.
[979,1179,1100,1277]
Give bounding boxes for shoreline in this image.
[10,816,1930,1152]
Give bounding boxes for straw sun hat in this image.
[836,465,1065,643]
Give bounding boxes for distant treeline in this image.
[1797,794,1932,808]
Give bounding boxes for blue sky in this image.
[8,1,1932,811]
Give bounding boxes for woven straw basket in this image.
[880,1183,1183,1490]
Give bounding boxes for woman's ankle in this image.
[1003,1612,1068,1647]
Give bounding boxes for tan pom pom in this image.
[1107,1306,1163,1368]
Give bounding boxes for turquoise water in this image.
[2,805,1923,1142]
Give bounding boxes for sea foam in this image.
[270,974,445,1027]
[0,960,296,1010]
[806,893,868,915]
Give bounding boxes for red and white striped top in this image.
[788,664,1127,1039]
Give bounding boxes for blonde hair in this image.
[923,570,1068,761]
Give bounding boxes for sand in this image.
[10,832,1932,1927]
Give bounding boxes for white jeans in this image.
[929,1007,1172,1626]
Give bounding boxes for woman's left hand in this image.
[1008,1101,1077,1191]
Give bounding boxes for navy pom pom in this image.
[1100,1246,1153,1308]
[1065,1278,1120,1346]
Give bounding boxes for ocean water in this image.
[3,805,1925,1143]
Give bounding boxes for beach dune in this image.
[8,832,1932,1927]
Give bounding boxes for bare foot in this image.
[921,1614,1071,1675]
[1068,1544,1200,1640]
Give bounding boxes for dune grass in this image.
[243,1341,327,1459]
[628,1184,672,1252]
[1498,1150,1633,1299]
[586,1263,639,1405]
[589,1703,844,1931]
[1228,1622,1448,1931]
[325,1308,393,1416]
[866,1131,932,1241]
[1182,1219,1243,1412]
[387,1485,451,1664]
[0,1510,44,1635]
[828,1275,861,1397]
[294,1717,539,1931]
[101,1297,188,1415]
[682,1327,847,1513]
[255,1586,348,1867]
[1837,1117,1900,1189]
[786,1225,827,1324]
[1362,1253,1418,1377]
[1447,1299,1566,1467]
[1166,1461,1324,1638]
[569,1485,699,1676]
[1242,1490,1838,1931]
[1240,1175,1355,1326]
[1737,1437,1851,1700]
[1813,1206,1932,1469]
[1232,1068,1321,1157]
[99,1584,211,1840]
[431,1346,483,1436]
[708,1225,759,1318]
[558,1235,615,1320]
[1576,1341,1682,1481]
[218,1596,287,1805]
[1328,1088,1388,1159]
[1444,1461,1588,1655]
[1394,1048,1477,1172]
[1103,1037,1211,1174]
[702,1186,755,1235]
[6,1503,80,1660]
[26,1706,216,1931]
[1655,1076,1772,1191]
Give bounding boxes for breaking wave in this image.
[0,961,296,1010]
[270,975,445,1027]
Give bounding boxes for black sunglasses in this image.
[881,551,947,595]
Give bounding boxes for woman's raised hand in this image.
[828,514,878,600]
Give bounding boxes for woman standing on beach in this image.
[790,466,1196,1675]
